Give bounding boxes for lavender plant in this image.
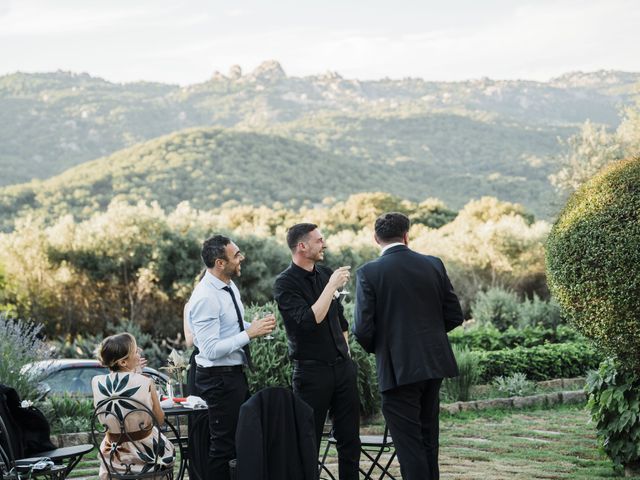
[0,312,52,401]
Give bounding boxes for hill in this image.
[1,63,638,187]
[0,112,570,231]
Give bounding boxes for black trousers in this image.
[195,367,249,480]
[292,358,361,480]
[381,378,443,480]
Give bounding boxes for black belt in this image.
[197,365,244,373]
[293,356,348,367]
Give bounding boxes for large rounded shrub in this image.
[546,157,640,371]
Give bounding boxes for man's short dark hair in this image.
[375,212,410,242]
[201,234,231,268]
[286,223,318,251]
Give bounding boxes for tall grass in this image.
[442,345,483,402]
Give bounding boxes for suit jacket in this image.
[353,245,463,392]
[0,384,56,458]
[235,387,318,480]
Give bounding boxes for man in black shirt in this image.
[274,223,361,480]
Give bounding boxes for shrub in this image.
[51,318,171,370]
[442,345,483,402]
[585,359,640,471]
[245,301,381,418]
[0,313,52,401]
[492,373,536,397]
[518,295,563,330]
[471,287,520,331]
[449,324,582,351]
[40,393,93,434]
[546,156,640,371]
[244,303,292,394]
[476,341,602,383]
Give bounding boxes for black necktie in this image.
[222,286,253,369]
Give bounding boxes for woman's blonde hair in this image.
[96,333,137,372]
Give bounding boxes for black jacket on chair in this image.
[353,245,464,392]
[0,384,56,458]
[235,387,318,480]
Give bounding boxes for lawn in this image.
[320,405,637,480]
[71,405,636,479]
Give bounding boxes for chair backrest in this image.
[91,396,171,479]
[0,415,15,478]
[235,387,318,480]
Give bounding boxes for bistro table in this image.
[163,404,207,480]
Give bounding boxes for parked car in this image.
[22,359,169,398]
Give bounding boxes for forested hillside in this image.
[0,117,565,232]
[1,63,638,225]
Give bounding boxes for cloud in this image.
[0,1,203,36]
[0,0,638,84]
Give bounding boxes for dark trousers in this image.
[195,367,249,480]
[381,378,443,480]
[293,358,361,480]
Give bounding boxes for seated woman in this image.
[92,333,175,479]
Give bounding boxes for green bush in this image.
[492,372,536,397]
[449,324,582,351]
[245,301,381,418]
[586,359,640,470]
[0,314,52,401]
[471,287,520,331]
[348,332,380,419]
[546,156,640,371]
[244,303,292,393]
[442,345,483,402]
[477,341,602,382]
[518,295,562,330]
[52,318,171,370]
[39,393,93,434]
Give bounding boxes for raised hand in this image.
[246,313,277,339]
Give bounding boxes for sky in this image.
[1,0,639,85]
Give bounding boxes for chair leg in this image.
[318,439,336,480]
[378,451,397,480]
[363,447,385,479]
[319,461,337,480]
[359,447,397,480]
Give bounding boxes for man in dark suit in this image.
[353,212,463,480]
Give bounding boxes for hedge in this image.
[546,156,640,371]
[476,341,603,383]
[449,325,582,351]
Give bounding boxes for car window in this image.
[44,367,108,395]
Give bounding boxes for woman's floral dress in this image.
[92,372,175,479]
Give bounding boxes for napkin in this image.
[160,397,175,409]
[182,395,207,409]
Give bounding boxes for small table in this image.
[163,405,208,480]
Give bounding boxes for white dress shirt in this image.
[187,270,251,367]
[380,242,405,255]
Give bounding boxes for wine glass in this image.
[335,265,351,297]
[254,307,276,340]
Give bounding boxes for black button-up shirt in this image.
[274,262,350,363]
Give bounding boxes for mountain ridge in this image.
[1,63,638,186]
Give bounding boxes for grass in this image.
[320,405,637,480]
[71,405,636,480]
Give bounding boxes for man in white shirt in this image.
[189,234,276,480]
